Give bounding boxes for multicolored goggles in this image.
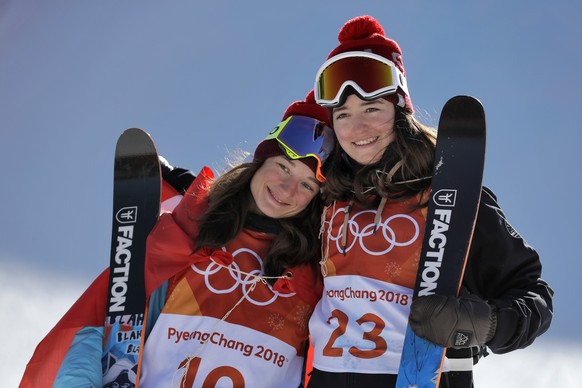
[264,115,334,182]
[314,51,410,107]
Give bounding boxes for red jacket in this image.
[21,167,322,387]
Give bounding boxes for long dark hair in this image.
[323,108,436,207]
[194,160,322,282]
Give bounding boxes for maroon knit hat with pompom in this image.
[325,15,413,113]
[253,90,331,179]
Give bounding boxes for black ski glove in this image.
[409,294,497,348]
[159,155,196,194]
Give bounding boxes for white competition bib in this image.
[140,315,303,387]
[309,275,412,374]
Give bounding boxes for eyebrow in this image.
[361,99,384,106]
[333,99,385,113]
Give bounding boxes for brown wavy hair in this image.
[194,161,322,283]
[322,108,437,207]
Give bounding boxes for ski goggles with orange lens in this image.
[264,115,334,182]
[314,51,409,107]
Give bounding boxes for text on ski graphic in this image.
[109,206,138,313]
[418,189,457,296]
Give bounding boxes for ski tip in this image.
[443,95,484,111]
[437,95,486,141]
[118,128,154,141]
[440,95,485,122]
[123,127,150,137]
[447,94,482,105]
[116,128,158,157]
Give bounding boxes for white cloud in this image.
[3,262,579,387]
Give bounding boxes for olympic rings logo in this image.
[328,207,420,255]
[191,247,295,306]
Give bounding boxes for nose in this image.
[350,114,367,134]
[279,176,297,199]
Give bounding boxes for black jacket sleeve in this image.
[159,155,196,194]
[461,187,554,354]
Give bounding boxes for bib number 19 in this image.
[179,357,245,387]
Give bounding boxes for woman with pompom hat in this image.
[21,92,335,388]
[307,15,553,387]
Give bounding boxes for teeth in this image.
[354,136,378,146]
[269,188,286,205]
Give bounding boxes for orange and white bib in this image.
[310,197,428,374]
[141,228,315,387]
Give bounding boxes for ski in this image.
[396,96,486,388]
[102,128,161,387]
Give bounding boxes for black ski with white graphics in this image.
[396,96,486,388]
[102,128,161,387]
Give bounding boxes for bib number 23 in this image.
[323,309,388,359]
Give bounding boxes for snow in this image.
[2,262,579,387]
[472,340,582,387]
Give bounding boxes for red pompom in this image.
[281,89,331,126]
[338,15,384,43]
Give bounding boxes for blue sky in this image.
[1,1,581,385]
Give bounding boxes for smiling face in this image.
[249,155,319,219]
[332,94,396,165]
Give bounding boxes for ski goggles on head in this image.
[264,115,334,183]
[314,51,410,107]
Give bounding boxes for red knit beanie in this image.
[326,15,413,113]
[253,90,331,177]
[282,90,332,126]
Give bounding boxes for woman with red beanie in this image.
[20,92,334,387]
[307,15,553,387]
